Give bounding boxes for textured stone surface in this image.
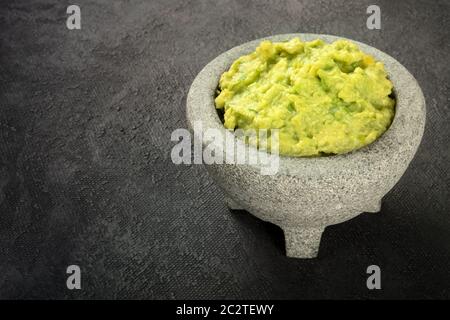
[0,0,449,298]
[187,33,426,258]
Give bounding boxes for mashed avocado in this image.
[215,38,395,156]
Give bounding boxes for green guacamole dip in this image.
[215,38,395,156]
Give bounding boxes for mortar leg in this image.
[224,195,243,210]
[366,199,382,213]
[283,226,325,258]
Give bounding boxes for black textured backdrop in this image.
[0,0,449,299]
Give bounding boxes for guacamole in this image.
[215,38,395,156]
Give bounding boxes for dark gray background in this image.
[1,0,449,299]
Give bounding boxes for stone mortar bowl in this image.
[186,34,426,258]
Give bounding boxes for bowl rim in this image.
[186,33,426,176]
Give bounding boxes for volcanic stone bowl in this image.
[186,33,426,258]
